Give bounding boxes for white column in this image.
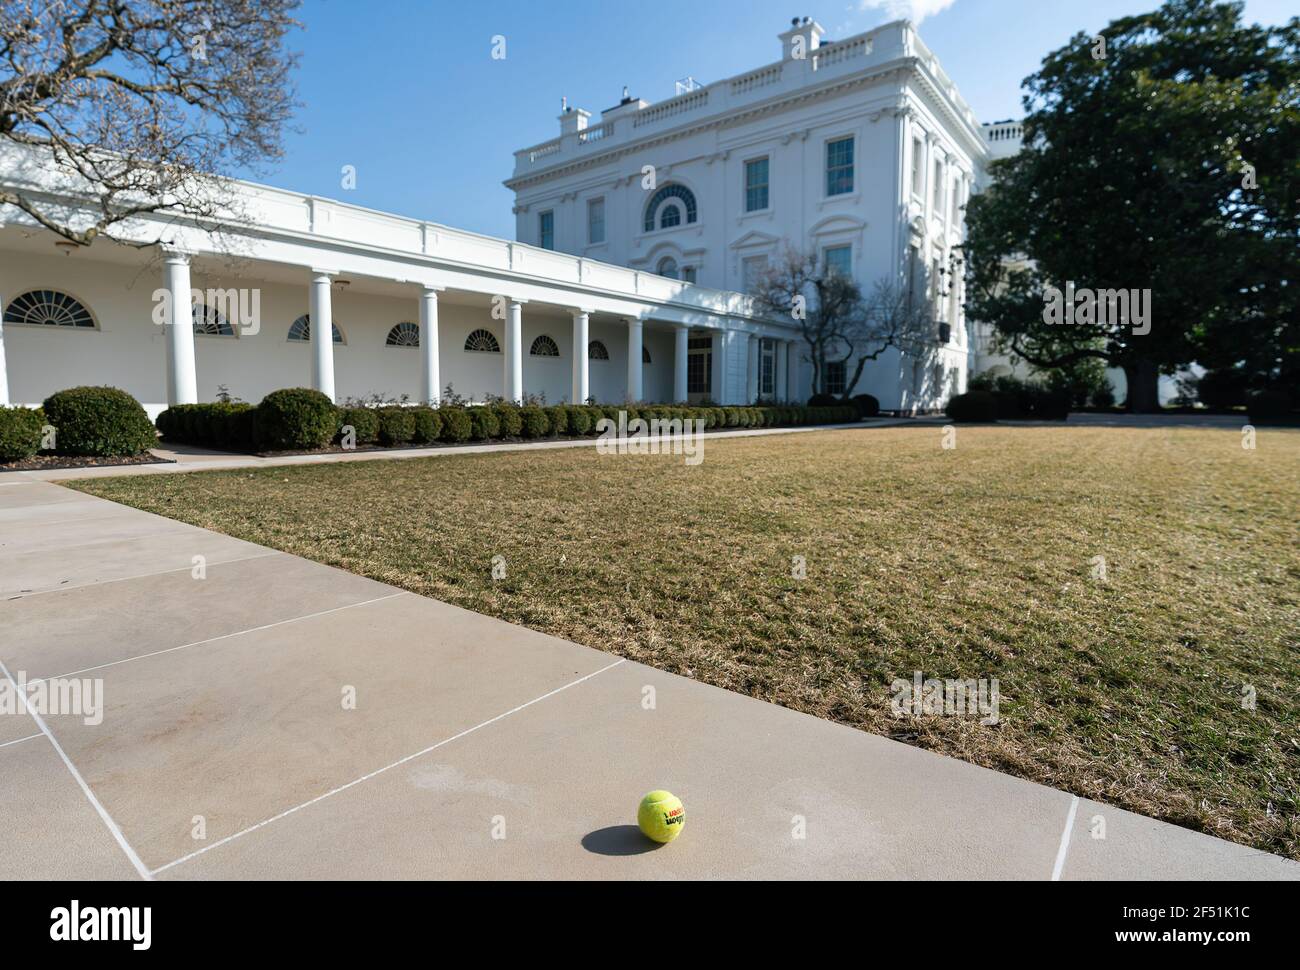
[710,331,726,404]
[163,251,198,405]
[746,334,759,403]
[504,299,524,403]
[673,325,689,403]
[776,340,789,401]
[571,309,590,404]
[0,285,8,406]
[309,271,336,402]
[625,318,643,403]
[419,286,442,405]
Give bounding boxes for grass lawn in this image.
[71,425,1300,859]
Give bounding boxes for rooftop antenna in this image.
[622,85,630,100]
[561,95,568,112]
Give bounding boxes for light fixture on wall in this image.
[54,241,78,255]
[333,279,351,291]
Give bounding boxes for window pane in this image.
[826,137,854,196]
[588,198,605,244]
[825,360,847,396]
[745,157,769,212]
[539,211,554,250]
[824,245,852,278]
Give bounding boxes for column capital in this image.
[506,297,529,307]
[310,267,339,280]
[568,307,594,317]
[420,284,445,296]
[159,245,192,264]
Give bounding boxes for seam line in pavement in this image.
[4,550,284,600]
[27,591,411,684]
[150,656,628,876]
[1051,795,1080,881]
[6,527,197,555]
[0,658,152,881]
[0,732,45,750]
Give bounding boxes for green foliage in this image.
[337,407,379,445]
[546,405,569,436]
[253,388,337,451]
[946,391,999,423]
[467,406,501,441]
[565,405,592,436]
[851,394,880,418]
[438,407,472,442]
[376,407,415,446]
[1196,367,1250,409]
[410,408,443,444]
[0,405,45,462]
[518,406,550,439]
[42,386,156,456]
[970,373,1070,420]
[963,0,1300,411]
[1039,358,1112,410]
[492,403,523,438]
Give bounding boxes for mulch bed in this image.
[0,452,175,473]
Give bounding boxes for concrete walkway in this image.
[1,478,1295,880]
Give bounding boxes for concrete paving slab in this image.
[40,593,614,872]
[2,550,393,679]
[162,658,1075,880]
[0,528,273,598]
[0,735,139,880]
[0,507,196,556]
[0,495,125,526]
[1060,798,1300,881]
[0,481,90,509]
[0,708,40,746]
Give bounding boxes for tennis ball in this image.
[637,790,685,843]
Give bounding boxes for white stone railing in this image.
[983,121,1023,143]
[632,89,709,128]
[813,36,871,69]
[730,63,783,95]
[578,122,613,144]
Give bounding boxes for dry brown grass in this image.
[72,424,1300,858]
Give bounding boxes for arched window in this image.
[464,328,501,353]
[3,289,96,329]
[643,184,697,232]
[588,340,610,361]
[530,335,560,357]
[657,257,679,280]
[192,302,235,337]
[386,322,420,347]
[642,345,652,364]
[287,314,344,344]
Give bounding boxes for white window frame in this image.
[587,197,606,245]
[744,155,771,213]
[824,135,855,198]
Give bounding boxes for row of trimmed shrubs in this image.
[1,387,156,462]
[946,377,1072,423]
[156,388,858,453]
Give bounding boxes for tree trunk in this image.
[1123,359,1161,413]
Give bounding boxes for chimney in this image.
[779,16,824,61]
[558,101,590,136]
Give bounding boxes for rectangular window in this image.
[687,336,712,394]
[823,245,852,278]
[911,137,924,197]
[742,255,769,294]
[539,210,554,250]
[932,159,944,212]
[825,360,847,396]
[826,137,854,196]
[682,265,697,284]
[587,198,605,245]
[745,157,770,212]
[759,339,776,397]
[950,178,960,223]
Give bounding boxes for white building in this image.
[506,18,991,411]
[0,142,801,416]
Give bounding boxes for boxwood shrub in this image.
[946,391,998,423]
[410,407,443,444]
[518,406,550,439]
[337,407,379,446]
[43,386,156,456]
[0,405,45,462]
[254,388,337,451]
[376,407,415,446]
[492,403,523,438]
[546,405,568,436]
[565,405,592,436]
[439,407,472,443]
[467,406,501,441]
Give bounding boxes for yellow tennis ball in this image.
[637,790,685,843]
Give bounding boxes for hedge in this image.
[376,407,415,446]
[254,388,337,451]
[43,386,156,456]
[337,407,379,446]
[150,388,859,455]
[0,405,46,462]
[946,391,998,423]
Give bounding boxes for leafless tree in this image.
[0,0,300,247]
[752,245,939,397]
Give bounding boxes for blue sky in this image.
[251,0,1294,239]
